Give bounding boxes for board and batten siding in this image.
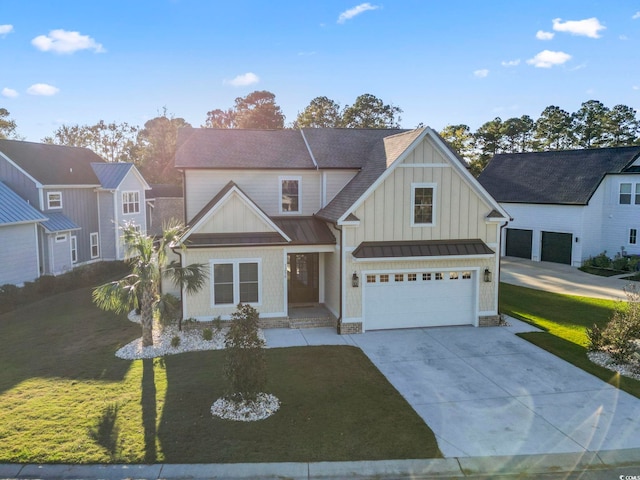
[0,223,40,285]
[184,169,322,221]
[43,187,99,264]
[98,190,117,260]
[347,140,497,247]
[198,193,275,234]
[322,224,342,319]
[182,246,286,320]
[0,158,39,207]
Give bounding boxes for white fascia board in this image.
[337,128,430,224]
[425,127,510,219]
[0,151,42,188]
[181,185,291,243]
[352,253,496,263]
[126,165,152,190]
[284,245,335,253]
[337,219,360,227]
[43,184,101,189]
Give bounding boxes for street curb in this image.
[1,449,639,479]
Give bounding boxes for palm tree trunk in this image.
[141,286,155,347]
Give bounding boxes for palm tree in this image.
[92,222,207,347]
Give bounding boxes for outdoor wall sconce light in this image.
[352,271,359,288]
[484,268,492,283]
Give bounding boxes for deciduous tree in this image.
[0,108,18,139]
[341,93,402,128]
[294,96,342,128]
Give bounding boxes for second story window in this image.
[47,192,62,209]
[412,184,435,226]
[620,183,632,204]
[280,177,301,213]
[122,191,140,214]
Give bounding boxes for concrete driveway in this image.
[501,256,632,300]
[264,323,640,459]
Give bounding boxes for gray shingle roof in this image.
[478,147,640,205]
[0,181,47,226]
[41,212,81,233]
[175,128,315,169]
[0,139,104,186]
[91,162,134,189]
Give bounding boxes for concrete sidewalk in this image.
[2,449,640,479]
[500,256,632,300]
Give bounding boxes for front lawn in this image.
[0,287,441,464]
[499,283,640,398]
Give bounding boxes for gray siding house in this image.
[0,139,149,281]
[0,181,47,286]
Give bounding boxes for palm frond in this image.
[92,277,139,315]
[163,260,208,294]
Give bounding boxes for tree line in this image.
[2,95,639,183]
[441,100,640,175]
[0,92,403,184]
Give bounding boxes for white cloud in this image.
[552,17,605,38]
[526,50,572,68]
[501,59,521,67]
[0,24,13,36]
[31,29,105,54]
[337,3,380,24]
[224,72,260,87]
[27,83,60,96]
[536,30,555,40]
[2,87,18,98]
[473,69,489,78]
[633,85,640,90]
[633,12,640,19]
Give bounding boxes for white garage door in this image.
[363,270,476,330]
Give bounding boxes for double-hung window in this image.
[47,192,62,209]
[122,191,140,214]
[411,183,436,226]
[630,228,638,245]
[90,232,100,259]
[279,177,301,213]
[212,259,260,306]
[620,183,632,204]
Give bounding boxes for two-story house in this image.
[477,146,640,266]
[0,139,149,281]
[173,127,508,333]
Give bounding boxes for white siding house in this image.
[478,147,640,266]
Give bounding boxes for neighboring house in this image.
[477,146,640,266]
[173,127,508,333]
[0,139,149,279]
[145,183,184,236]
[0,181,48,286]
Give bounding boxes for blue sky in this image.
[2,1,640,142]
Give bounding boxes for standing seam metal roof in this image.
[0,181,47,226]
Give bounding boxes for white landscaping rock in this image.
[588,350,640,381]
[211,393,280,422]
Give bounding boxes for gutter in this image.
[333,222,343,334]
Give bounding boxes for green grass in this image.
[499,283,640,398]
[0,288,440,464]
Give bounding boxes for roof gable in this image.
[0,139,104,186]
[91,162,151,191]
[478,146,640,205]
[182,181,290,243]
[0,181,47,226]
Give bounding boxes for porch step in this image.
[288,315,337,329]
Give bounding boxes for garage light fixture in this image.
[484,268,492,283]
[352,271,359,288]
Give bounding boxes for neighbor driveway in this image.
[263,322,640,458]
[501,257,632,300]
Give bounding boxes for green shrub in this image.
[202,328,213,341]
[171,335,181,348]
[588,252,612,269]
[224,303,266,401]
[612,255,630,272]
[36,275,57,294]
[595,286,640,363]
[586,324,603,351]
[213,315,223,332]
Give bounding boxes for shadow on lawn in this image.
[0,287,139,395]
[156,347,442,463]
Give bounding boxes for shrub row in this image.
[0,261,129,315]
[582,251,640,272]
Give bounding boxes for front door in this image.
[288,253,319,304]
